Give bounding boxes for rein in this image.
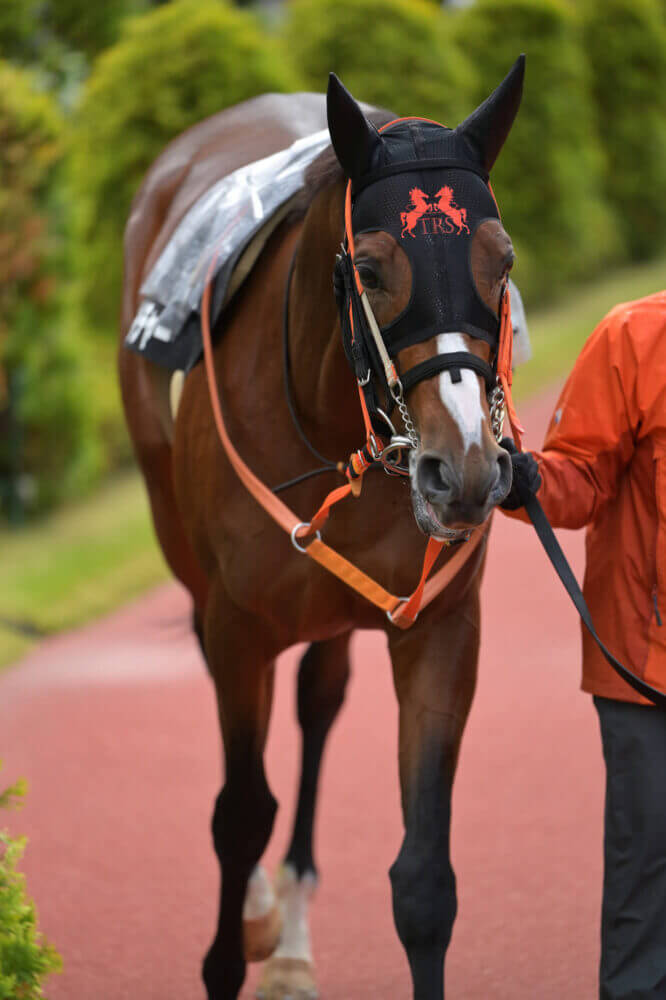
[521,486,666,709]
[272,249,342,495]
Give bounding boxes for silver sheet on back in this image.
[125,128,330,368]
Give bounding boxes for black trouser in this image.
[594,696,666,1000]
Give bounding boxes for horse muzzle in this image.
[410,445,512,534]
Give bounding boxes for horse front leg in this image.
[387,595,480,1000]
[258,632,352,1000]
[201,580,282,1000]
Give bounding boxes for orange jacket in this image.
[507,291,666,703]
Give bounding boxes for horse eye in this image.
[503,252,515,275]
[356,262,380,290]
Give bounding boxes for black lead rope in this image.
[520,484,666,710]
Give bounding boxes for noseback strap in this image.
[400,352,495,397]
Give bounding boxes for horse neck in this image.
[287,182,363,453]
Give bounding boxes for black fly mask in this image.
[328,59,525,465]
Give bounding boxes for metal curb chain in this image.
[391,382,420,450]
[489,382,506,443]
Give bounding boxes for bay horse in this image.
[119,60,524,1000]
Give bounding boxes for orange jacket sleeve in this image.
[509,308,639,530]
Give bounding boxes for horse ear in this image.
[457,55,525,172]
[327,73,382,183]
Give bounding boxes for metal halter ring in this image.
[375,407,399,439]
[367,433,382,461]
[290,521,322,554]
[389,377,405,403]
[377,436,413,476]
[386,597,418,626]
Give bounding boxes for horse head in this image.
[327,58,524,536]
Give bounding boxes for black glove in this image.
[499,436,542,510]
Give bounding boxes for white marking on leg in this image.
[243,864,276,921]
[273,863,317,963]
[436,332,483,452]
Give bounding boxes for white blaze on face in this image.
[436,332,483,451]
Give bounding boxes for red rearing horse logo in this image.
[400,185,470,238]
[400,188,430,238]
[435,186,470,234]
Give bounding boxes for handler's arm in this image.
[507,311,639,530]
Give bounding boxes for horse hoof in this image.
[256,957,318,1000]
[243,903,283,963]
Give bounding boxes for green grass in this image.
[515,255,666,400]
[0,254,664,670]
[0,472,168,668]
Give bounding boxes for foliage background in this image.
[581,0,666,260]
[453,0,621,300]
[1,0,666,520]
[72,0,299,340]
[285,0,474,125]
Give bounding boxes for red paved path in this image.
[1,387,605,1000]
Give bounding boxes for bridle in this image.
[331,116,523,488]
[282,235,509,470]
[199,124,523,629]
[281,230,509,488]
[334,228,508,479]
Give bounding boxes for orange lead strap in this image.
[389,537,445,627]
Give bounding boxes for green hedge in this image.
[452,0,620,303]
[581,0,666,260]
[71,0,300,339]
[0,0,144,71]
[38,0,144,60]
[0,0,33,61]
[0,61,100,518]
[284,0,475,126]
[0,763,62,998]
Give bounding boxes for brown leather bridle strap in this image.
[200,245,486,628]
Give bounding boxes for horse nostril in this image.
[417,454,456,502]
[484,460,501,499]
[494,448,513,501]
